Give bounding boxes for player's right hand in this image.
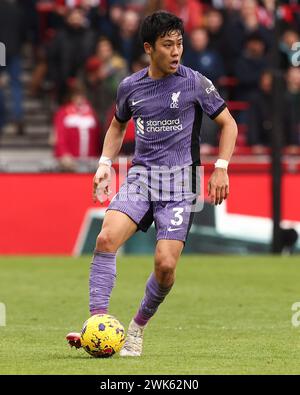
[93,164,111,203]
[207,168,229,205]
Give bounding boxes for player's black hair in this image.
[140,11,184,47]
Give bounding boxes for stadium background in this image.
[1,0,300,376]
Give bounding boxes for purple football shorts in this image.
[107,167,197,242]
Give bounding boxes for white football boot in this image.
[120,319,145,357]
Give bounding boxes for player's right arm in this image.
[93,116,129,202]
[194,72,237,205]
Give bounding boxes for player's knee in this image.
[96,230,117,253]
[155,255,177,277]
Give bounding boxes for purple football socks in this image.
[89,250,116,316]
[134,272,173,326]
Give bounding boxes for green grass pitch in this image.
[0,255,300,375]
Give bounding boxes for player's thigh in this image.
[154,239,184,270]
[98,209,138,249]
[154,200,195,243]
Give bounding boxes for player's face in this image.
[146,31,183,77]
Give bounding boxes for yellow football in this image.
[80,314,125,358]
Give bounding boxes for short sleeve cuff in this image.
[115,112,131,123]
[209,103,227,120]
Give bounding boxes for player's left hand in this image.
[207,168,229,205]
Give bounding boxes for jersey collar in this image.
[136,65,185,81]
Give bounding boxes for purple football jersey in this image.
[115,64,226,169]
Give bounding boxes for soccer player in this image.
[66,11,238,356]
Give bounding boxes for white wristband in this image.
[214,159,228,170]
[99,156,112,167]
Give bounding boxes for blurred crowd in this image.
[0,0,300,170]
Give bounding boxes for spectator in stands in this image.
[0,0,26,135]
[53,82,101,171]
[283,66,300,152]
[95,36,128,92]
[248,67,300,153]
[239,0,273,47]
[257,0,275,29]
[47,6,96,103]
[184,27,225,84]
[121,0,148,12]
[111,9,143,70]
[52,0,101,11]
[96,3,123,40]
[204,8,227,56]
[18,0,40,48]
[82,36,128,129]
[247,70,273,152]
[234,32,269,103]
[278,1,300,32]
[163,0,203,34]
[222,0,272,74]
[0,86,5,134]
[214,1,241,75]
[279,28,300,71]
[215,0,242,10]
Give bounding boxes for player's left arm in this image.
[208,107,238,205]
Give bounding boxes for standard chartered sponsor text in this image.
[146,118,183,132]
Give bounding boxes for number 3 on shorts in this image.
[171,207,184,226]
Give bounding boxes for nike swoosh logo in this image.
[132,99,145,106]
[167,227,182,232]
